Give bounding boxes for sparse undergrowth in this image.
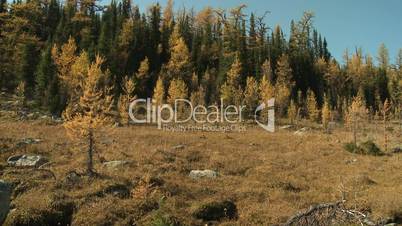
[344,140,384,156]
[0,118,401,225]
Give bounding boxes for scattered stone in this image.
[189,170,218,179]
[0,180,11,225]
[65,171,81,184]
[392,147,402,154]
[51,116,63,123]
[27,113,35,119]
[7,155,48,168]
[345,159,357,164]
[18,138,42,145]
[102,160,130,169]
[193,200,238,221]
[102,184,130,199]
[172,145,185,150]
[249,142,258,146]
[280,125,293,130]
[294,127,310,136]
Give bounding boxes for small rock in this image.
[65,171,81,184]
[102,160,130,169]
[280,125,293,130]
[51,116,63,123]
[103,184,130,198]
[294,127,310,136]
[7,155,48,168]
[189,170,218,179]
[27,113,35,119]
[345,159,357,164]
[392,147,402,154]
[19,138,41,145]
[172,145,185,150]
[0,180,11,225]
[193,200,238,221]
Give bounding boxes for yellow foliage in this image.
[307,89,320,122]
[168,78,188,104]
[118,76,136,125]
[136,58,150,80]
[275,54,294,116]
[167,25,191,80]
[153,77,165,106]
[259,73,274,103]
[345,95,368,145]
[52,37,77,88]
[63,56,114,173]
[168,78,188,119]
[244,76,259,115]
[220,54,243,105]
[322,99,331,129]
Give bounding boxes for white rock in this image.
[7,155,48,167]
[280,125,293,130]
[189,170,218,179]
[102,160,130,169]
[294,127,310,136]
[172,145,185,150]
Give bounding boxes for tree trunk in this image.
[353,120,357,147]
[87,130,94,176]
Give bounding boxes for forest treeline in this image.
[0,0,401,121]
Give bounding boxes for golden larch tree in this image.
[168,78,188,119]
[136,57,150,96]
[63,55,114,175]
[118,76,136,126]
[275,54,294,116]
[345,95,368,146]
[322,98,331,131]
[220,54,243,106]
[166,25,191,83]
[306,89,320,122]
[52,37,78,89]
[153,77,165,106]
[243,76,259,118]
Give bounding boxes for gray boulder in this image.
[189,170,218,179]
[0,180,11,224]
[7,155,48,167]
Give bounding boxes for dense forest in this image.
[0,0,401,121]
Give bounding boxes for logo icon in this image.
[254,98,275,132]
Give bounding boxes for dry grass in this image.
[0,117,401,225]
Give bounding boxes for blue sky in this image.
[129,0,402,64]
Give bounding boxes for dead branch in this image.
[284,200,380,226]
